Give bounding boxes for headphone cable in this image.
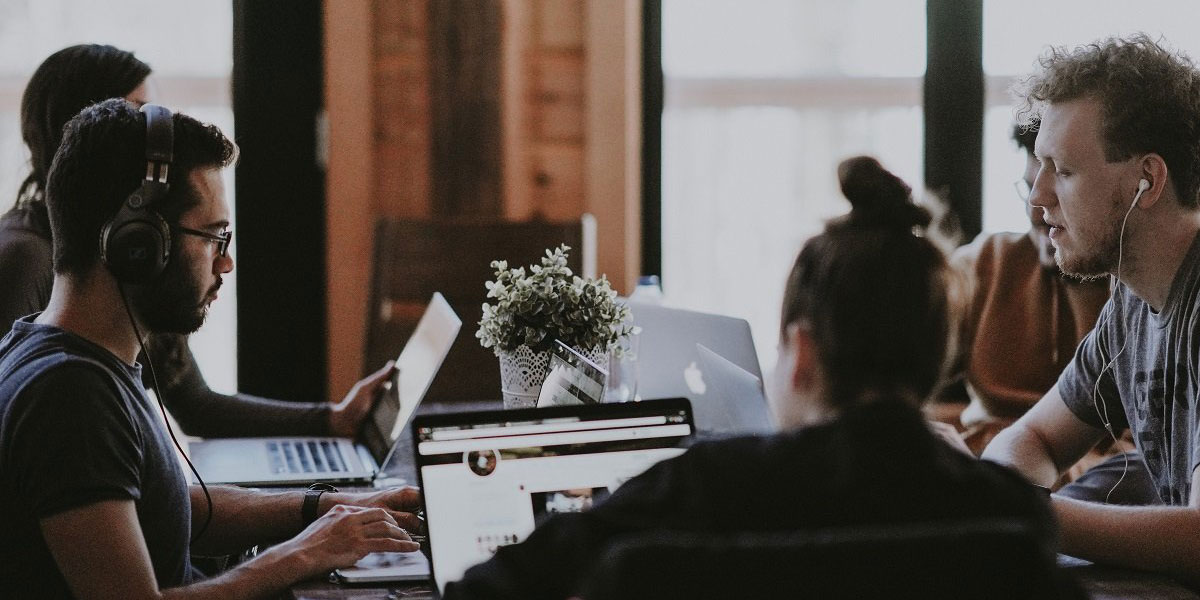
[119,284,214,545]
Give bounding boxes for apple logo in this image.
[683,361,706,395]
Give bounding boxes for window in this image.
[661,0,926,371]
[981,0,1200,234]
[0,1,236,392]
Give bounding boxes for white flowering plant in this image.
[477,245,634,355]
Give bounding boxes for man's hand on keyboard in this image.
[321,485,424,535]
[281,504,419,579]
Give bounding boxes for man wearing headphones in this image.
[0,99,422,597]
[982,34,1200,581]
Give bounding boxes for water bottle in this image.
[605,329,639,403]
[628,275,663,305]
[607,276,660,402]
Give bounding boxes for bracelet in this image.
[302,483,339,525]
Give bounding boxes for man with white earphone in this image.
[981,34,1200,581]
[940,122,1159,506]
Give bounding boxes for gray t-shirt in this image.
[1059,232,1200,505]
[0,317,195,595]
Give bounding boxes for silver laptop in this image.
[631,304,766,435]
[412,398,694,594]
[692,343,774,436]
[189,293,461,486]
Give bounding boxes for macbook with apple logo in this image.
[631,304,772,437]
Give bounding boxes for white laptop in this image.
[189,293,461,486]
[631,304,768,435]
[412,398,694,594]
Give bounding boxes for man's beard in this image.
[1055,199,1124,281]
[131,259,218,335]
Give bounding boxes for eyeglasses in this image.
[1013,179,1032,203]
[174,225,232,258]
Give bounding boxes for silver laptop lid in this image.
[631,303,763,402]
[361,292,462,467]
[694,343,774,436]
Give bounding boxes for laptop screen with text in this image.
[413,399,693,593]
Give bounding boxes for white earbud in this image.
[1132,178,1150,207]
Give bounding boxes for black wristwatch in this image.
[303,483,339,525]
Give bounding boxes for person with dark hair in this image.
[982,34,1200,580]
[0,43,387,439]
[443,157,1055,599]
[941,122,1158,505]
[0,99,423,597]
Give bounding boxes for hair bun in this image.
[837,156,930,230]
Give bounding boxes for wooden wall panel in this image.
[325,0,641,400]
[374,0,432,219]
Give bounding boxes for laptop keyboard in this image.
[267,440,349,474]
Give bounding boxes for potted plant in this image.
[477,244,634,408]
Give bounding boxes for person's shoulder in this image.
[682,427,838,477]
[0,205,53,265]
[0,203,52,241]
[4,349,126,402]
[953,231,1031,266]
[689,429,817,457]
[2,357,135,441]
[1,328,129,404]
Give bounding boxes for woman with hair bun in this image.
[445,157,1062,600]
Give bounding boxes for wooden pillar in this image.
[428,0,504,216]
[925,0,984,240]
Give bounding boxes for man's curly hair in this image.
[1014,33,1200,208]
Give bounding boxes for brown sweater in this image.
[950,232,1109,438]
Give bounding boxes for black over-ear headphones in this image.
[99,103,174,283]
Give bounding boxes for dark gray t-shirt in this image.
[1059,232,1200,505]
[0,317,194,597]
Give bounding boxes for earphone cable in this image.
[119,284,214,544]
[1090,192,1140,502]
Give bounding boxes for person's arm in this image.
[188,484,423,556]
[981,384,1107,486]
[40,498,417,600]
[146,334,395,438]
[144,333,329,437]
[1050,469,1200,584]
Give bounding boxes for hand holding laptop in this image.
[328,360,399,437]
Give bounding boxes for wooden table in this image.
[287,401,1200,599]
[1058,555,1200,599]
[290,559,1200,600]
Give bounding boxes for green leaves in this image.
[476,244,635,355]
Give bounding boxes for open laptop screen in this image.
[413,398,693,593]
[362,292,462,466]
